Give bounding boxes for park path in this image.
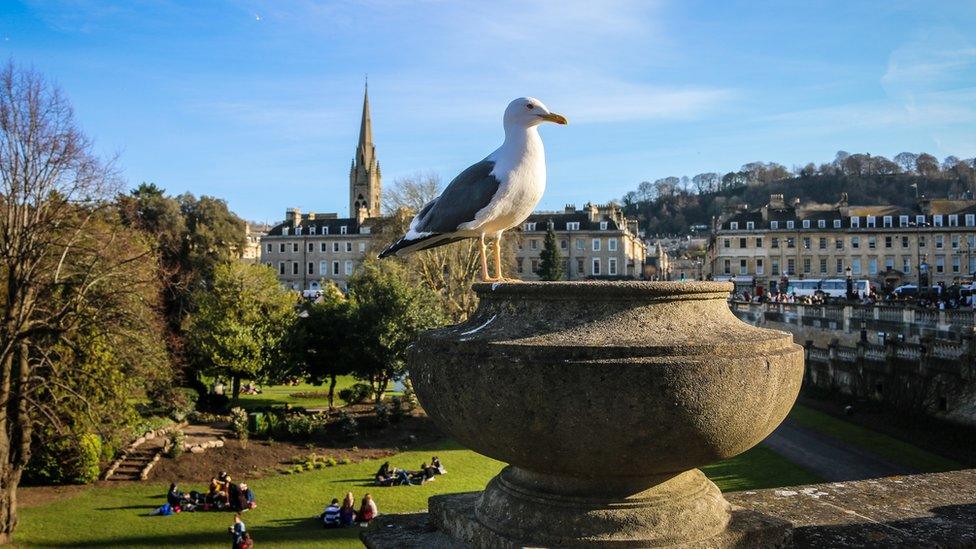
[761,420,916,482]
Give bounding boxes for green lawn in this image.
[788,404,961,473]
[235,378,363,411]
[16,440,817,548]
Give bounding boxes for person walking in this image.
[228,513,246,549]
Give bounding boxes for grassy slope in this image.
[788,404,961,472]
[17,441,818,548]
[235,378,362,411]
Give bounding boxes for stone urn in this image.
[374,281,803,547]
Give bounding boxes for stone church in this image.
[260,84,382,291]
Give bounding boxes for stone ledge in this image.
[362,469,976,548]
[727,468,976,548]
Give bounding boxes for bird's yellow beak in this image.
[538,112,568,125]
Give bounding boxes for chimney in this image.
[285,208,301,227]
[793,197,801,207]
[586,202,599,222]
[836,193,848,207]
[769,194,785,209]
[565,204,577,214]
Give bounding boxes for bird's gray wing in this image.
[414,160,500,233]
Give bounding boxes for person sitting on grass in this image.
[322,498,341,528]
[228,481,247,512]
[208,477,225,509]
[241,482,256,510]
[357,493,378,524]
[394,468,414,486]
[168,483,184,508]
[339,491,357,526]
[375,462,390,480]
[409,463,434,484]
[431,456,446,474]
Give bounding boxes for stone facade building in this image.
[514,203,646,280]
[260,85,380,290]
[708,193,976,292]
[241,222,269,263]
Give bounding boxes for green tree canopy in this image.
[283,282,354,409]
[347,261,446,403]
[187,262,297,401]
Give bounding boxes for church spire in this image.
[350,79,381,219]
[356,80,374,167]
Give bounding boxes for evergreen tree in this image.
[538,220,564,281]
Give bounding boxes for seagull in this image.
[378,97,567,281]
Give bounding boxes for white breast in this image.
[461,128,546,234]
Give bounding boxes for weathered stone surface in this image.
[363,492,793,548]
[366,470,976,547]
[728,469,976,548]
[398,282,804,546]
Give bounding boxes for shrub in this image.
[289,390,331,400]
[390,396,407,423]
[284,414,315,438]
[326,457,338,467]
[374,400,391,427]
[229,407,249,445]
[166,430,185,458]
[401,376,418,410]
[74,433,102,484]
[148,386,198,421]
[336,411,358,439]
[339,457,351,465]
[338,383,373,405]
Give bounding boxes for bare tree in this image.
[378,173,512,321]
[382,171,441,215]
[894,152,918,174]
[0,62,145,541]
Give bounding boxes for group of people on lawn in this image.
[373,456,446,486]
[321,491,378,528]
[162,471,257,514]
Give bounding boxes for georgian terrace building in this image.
[515,203,647,280]
[707,193,976,293]
[261,208,374,291]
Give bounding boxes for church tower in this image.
[350,83,381,220]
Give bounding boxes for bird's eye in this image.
[526,103,534,109]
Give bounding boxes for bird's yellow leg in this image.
[494,234,504,280]
[480,234,490,281]
[492,231,522,282]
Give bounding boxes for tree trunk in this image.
[327,374,337,411]
[0,342,30,544]
[232,375,241,402]
[375,376,389,406]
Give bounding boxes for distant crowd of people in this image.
[373,456,446,486]
[321,491,378,528]
[150,458,449,542]
[154,471,256,515]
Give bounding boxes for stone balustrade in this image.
[730,300,976,342]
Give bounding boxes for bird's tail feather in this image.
[378,234,469,259]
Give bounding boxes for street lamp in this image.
[845,266,854,300]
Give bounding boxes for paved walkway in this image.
[761,419,915,482]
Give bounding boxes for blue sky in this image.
[2,1,975,222]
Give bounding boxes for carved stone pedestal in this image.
[363,282,804,548]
